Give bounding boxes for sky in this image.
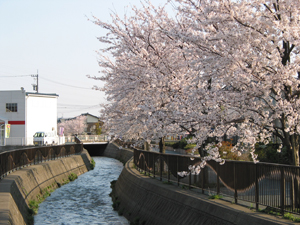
[0,0,171,119]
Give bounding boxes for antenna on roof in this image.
[31,70,39,93]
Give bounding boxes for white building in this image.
[0,89,59,146]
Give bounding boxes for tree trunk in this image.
[291,134,300,167]
[144,141,150,151]
[283,133,300,166]
[159,137,165,154]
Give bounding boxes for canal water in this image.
[34,157,129,225]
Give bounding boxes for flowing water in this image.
[34,157,129,225]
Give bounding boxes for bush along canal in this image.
[34,157,129,225]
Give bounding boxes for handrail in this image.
[0,144,83,179]
[134,148,300,215]
[74,135,82,144]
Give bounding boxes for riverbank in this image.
[0,149,92,225]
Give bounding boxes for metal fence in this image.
[134,148,300,215]
[0,143,83,179]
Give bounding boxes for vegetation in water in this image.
[90,158,96,170]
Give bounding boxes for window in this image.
[6,103,17,112]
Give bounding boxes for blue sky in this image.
[0,0,170,118]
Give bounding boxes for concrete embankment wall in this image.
[0,149,92,225]
[103,142,133,163]
[106,143,292,225]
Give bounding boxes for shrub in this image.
[184,144,197,150]
[172,138,188,149]
[28,200,39,215]
[208,194,223,199]
[219,141,251,161]
[255,143,291,165]
[165,141,177,147]
[68,173,78,181]
[90,158,96,170]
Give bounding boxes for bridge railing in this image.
[64,135,108,143]
[0,144,83,180]
[134,148,300,215]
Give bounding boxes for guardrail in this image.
[134,148,300,215]
[0,144,83,179]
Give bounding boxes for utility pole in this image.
[31,70,39,93]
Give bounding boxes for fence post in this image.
[144,153,146,174]
[160,155,162,181]
[234,161,237,204]
[202,168,205,194]
[167,155,170,182]
[177,156,180,186]
[280,166,285,215]
[217,163,220,194]
[148,152,150,176]
[255,163,259,211]
[189,172,191,189]
[153,153,155,178]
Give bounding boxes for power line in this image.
[58,107,101,114]
[58,103,100,106]
[58,104,100,109]
[39,76,93,90]
[0,74,96,90]
[0,75,33,77]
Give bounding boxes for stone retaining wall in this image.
[0,149,92,225]
[103,142,133,163]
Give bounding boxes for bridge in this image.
[0,142,297,225]
[82,142,108,156]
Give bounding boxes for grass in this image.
[163,181,173,185]
[28,200,39,215]
[260,206,300,222]
[27,187,55,225]
[68,173,78,181]
[181,185,189,190]
[208,194,223,199]
[283,213,300,222]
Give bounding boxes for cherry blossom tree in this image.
[169,0,300,166]
[58,115,87,136]
[88,2,188,152]
[90,0,300,167]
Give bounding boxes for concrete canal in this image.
[34,157,129,225]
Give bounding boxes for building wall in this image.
[0,90,59,145]
[0,90,26,139]
[26,94,58,144]
[86,114,99,123]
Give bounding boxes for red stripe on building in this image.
[8,121,25,125]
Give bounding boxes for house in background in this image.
[0,89,59,146]
[81,113,103,134]
[58,113,103,135]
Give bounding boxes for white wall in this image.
[0,90,26,138]
[26,94,58,144]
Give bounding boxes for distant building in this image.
[0,89,59,145]
[58,113,102,135]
